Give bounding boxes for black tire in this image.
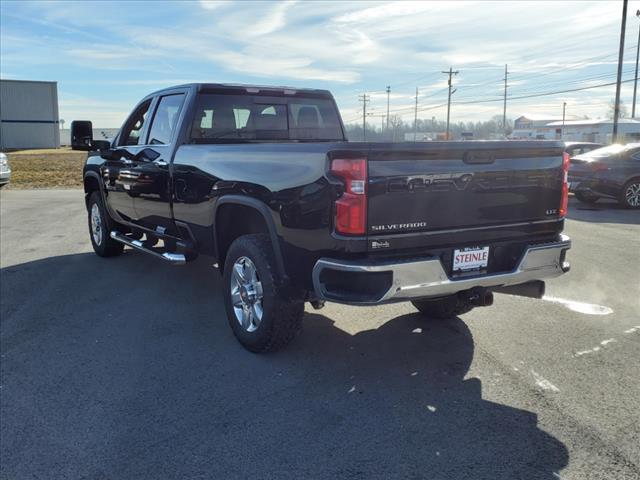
[575,192,599,204]
[619,178,640,209]
[411,295,475,319]
[87,191,124,257]
[222,234,304,353]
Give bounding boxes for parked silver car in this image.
[0,153,11,187]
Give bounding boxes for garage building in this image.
[0,79,60,150]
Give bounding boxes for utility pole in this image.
[613,0,628,142]
[562,102,567,140]
[413,87,419,141]
[386,86,391,132]
[442,67,459,140]
[358,93,370,141]
[633,10,640,117]
[502,64,509,136]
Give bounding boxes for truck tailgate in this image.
[366,141,565,243]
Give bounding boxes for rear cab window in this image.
[190,92,344,143]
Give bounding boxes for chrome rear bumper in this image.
[312,234,571,305]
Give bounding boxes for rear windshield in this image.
[581,144,630,158]
[190,94,344,143]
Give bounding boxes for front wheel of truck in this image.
[87,191,124,257]
[222,234,304,353]
[411,295,475,319]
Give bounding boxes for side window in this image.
[147,94,185,145]
[630,151,640,161]
[120,100,151,146]
[567,147,581,157]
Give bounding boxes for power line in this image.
[508,69,633,95]
[344,46,640,126]
[452,78,635,105]
[345,75,633,124]
[367,112,386,131]
[450,69,633,104]
[508,45,638,82]
[367,44,638,107]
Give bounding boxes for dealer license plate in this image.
[453,246,490,272]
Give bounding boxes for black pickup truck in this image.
[74,83,571,352]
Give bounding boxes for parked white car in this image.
[0,153,11,187]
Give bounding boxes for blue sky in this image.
[1,0,638,127]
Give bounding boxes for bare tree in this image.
[388,115,404,142]
[607,99,628,119]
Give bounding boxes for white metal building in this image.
[543,118,640,144]
[0,79,60,150]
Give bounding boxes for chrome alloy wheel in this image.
[625,182,640,207]
[90,203,103,246]
[230,256,264,332]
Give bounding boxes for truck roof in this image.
[149,83,333,98]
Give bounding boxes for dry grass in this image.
[5,148,87,189]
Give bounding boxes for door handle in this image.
[153,159,168,167]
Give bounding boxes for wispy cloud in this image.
[199,0,230,11]
[249,0,296,36]
[1,0,634,126]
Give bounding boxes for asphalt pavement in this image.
[1,189,639,480]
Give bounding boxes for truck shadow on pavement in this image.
[1,251,569,480]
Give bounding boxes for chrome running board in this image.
[110,231,186,265]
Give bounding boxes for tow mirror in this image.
[71,120,93,151]
[72,121,113,152]
[92,140,111,151]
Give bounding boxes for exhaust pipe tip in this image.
[481,291,494,307]
[461,288,493,308]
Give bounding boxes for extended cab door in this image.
[130,92,187,233]
[102,99,153,223]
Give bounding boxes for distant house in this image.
[0,79,60,150]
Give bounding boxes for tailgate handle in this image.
[463,151,495,164]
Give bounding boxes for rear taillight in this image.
[331,158,367,235]
[559,152,569,217]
